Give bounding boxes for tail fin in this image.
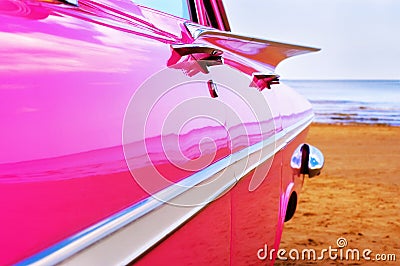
[185,23,320,71]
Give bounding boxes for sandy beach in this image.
[276,124,400,265]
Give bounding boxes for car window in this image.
[134,0,190,20]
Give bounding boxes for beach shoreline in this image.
[276,123,400,265]
[284,80,400,127]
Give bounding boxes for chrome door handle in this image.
[168,44,224,74]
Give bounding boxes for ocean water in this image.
[283,80,400,126]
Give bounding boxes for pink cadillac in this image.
[0,0,324,265]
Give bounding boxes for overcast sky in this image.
[224,0,400,80]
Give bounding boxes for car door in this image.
[184,2,285,265]
[196,38,284,266]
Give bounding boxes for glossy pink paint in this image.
[0,0,315,265]
[0,0,184,263]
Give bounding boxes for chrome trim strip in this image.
[118,178,237,266]
[18,115,313,266]
[236,115,313,182]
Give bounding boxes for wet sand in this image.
[276,124,400,265]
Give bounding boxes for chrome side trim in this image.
[18,115,313,266]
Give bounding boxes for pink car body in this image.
[0,0,323,265]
